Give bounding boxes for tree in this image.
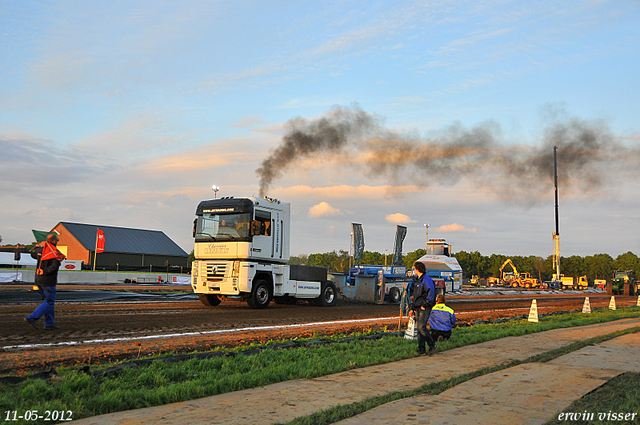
[403,249,426,270]
[289,254,308,265]
[360,250,385,266]
[304,250,352,273]
[613,251,639,277]
[532,256,546,282]
[585,253,614,281]
[453,251,487,278]
[560,255,586,279]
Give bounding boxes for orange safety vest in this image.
[41,242,66,262]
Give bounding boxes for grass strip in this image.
[279,326,640,425]
[545,372,640,425]
[0,307,638,423]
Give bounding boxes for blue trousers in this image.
[27,286,56,327]
[417,306,436,352]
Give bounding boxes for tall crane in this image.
[552,146,561,282]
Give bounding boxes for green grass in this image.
[545,372,640,425]
[0,307,639,424]
[280,326,640,425]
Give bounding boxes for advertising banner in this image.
[352,223,365,261]
[96,229,105,253]
[172,276,192,285]
[392,225,407,265]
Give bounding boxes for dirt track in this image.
[1,291,635,375]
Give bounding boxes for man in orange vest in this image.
[25,233,66,331]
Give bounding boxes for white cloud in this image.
[230,116,263,128]
[309,201,342,218]
[276,184,427,200]
[437,223,477,233]
[385,213,416,224]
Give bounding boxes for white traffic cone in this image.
[636,295,639,307]
[582,297,591,314]
[609,296,616,310]
[528,299,539,323]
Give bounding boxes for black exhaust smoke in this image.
[256,104,632,201]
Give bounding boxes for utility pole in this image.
[424,224,429,254]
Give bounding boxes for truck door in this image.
[251,209,273,260]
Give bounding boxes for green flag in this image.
[32,230,56,243]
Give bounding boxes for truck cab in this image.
[191,197,336,308]
[416,239,463,292]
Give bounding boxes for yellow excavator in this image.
[499,259,540,288]
[499,259,520,287]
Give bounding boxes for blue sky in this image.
[1,0,639,259]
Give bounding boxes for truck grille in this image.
[204,262,227,283]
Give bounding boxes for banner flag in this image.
[351,223,365,261]
[392,225,407,265]
[96,229,105,253]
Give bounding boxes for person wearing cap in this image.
[408,261,438,356]
[25,233,66,331]
[429,294,456,342]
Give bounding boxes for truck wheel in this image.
[389,287,401,304]
[247,280,272,309]
[198,294,221,306]
[318,281,337,307]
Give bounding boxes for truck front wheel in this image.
[198,294,221,307]
[317,281,337,307]
[247,279,272,309]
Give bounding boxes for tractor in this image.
[607,270,636,296]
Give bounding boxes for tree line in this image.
[290,249,435,274]
[289,250,640,282]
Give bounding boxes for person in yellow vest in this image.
[429,294,456,342]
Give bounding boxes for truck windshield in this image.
[195,212,251,242]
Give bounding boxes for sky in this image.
[1,0,639,260]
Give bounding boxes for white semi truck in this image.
[190,196,338,309]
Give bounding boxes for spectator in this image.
[429,294,456,342]
[408,261,437,356]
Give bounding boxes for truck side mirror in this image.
[192,218,197,238]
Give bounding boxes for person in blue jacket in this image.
[408,261,437,356]
[429,294,456,342]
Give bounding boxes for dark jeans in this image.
[430,329,452,341]
[27,286,56,327]
[416,306,436,352]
